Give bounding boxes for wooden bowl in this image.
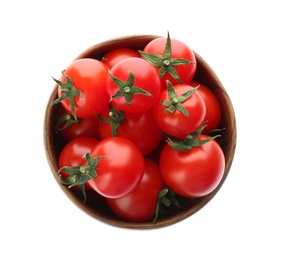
[44,35,236,229]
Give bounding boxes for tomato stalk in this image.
[154,187,182,222]
[139,31,195,83]
[52,71,82,121]
[97,104,125,136]
[166,123,221,152]
[162,80,199,116]
[54,112,79,132]
[109,69,152,105]
[57,153,108,202]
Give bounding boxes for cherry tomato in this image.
[58,137,100,192]
[102,48,140,69]
[153,82,206,139]
[55,104,100,142]
[52,58,111,119]
[159,135,225,198]
[190,80,222,133]
[107,57,161,113]
[98,106,162,156]
[140,33,196,90]
[106,158,164,222]
[88,137,145,198]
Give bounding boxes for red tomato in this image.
[102,48,140,69]
[190,80,222,133]
[98,106,162,156]
[52,58,111,119]
[58,137,100,192]
[140,33,196,90]
[88,137,145,198]
[55,104,100,142]
[159,135,225,198]
[106,158,164,222]
[153,83,206,139]
[108,57,161,113]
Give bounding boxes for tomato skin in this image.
[57,58,111,118]
[106,158,164,222]
[88,137,145,199]
[159,135,225,198]
[190,80,222,133]
[55,105,100,142]
[102,48,140,69]
[98,107,162,156]
[108,57,161,113]
[153,84,206,139]
[143,37,196,89]
[58,137,100,190]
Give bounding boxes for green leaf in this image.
[51,71,82,121]
[153,187,182,222]
[57,154,109,202]
[54,113,79,132]
[161,81,200,116]
[109,70,152,105]
[166,122,221,152]
[139,31,195,82]
[97,104,125,136]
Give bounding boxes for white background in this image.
[1,0,282,259]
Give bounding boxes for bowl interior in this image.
[44,35,236,229]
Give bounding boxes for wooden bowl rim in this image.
[43,34,237,229]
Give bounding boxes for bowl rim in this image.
[43,34,237,229]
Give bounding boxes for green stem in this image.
[139,31,195,82]
[51,71,82,121]
[166,122,221,152]
[58,153,108,202]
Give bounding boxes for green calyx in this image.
[51,71,82,121]
[166,123,221,152]
[109,69,152,105]
[55,113,79,132]
[97,104,125,136]
[58,153,108,202]
[162,80,199,116]
[139,31,195,83]
[154,187,182,222]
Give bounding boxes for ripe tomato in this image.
[140,33,196,90]
[102,48,140,69]
[52,58,111,119]
[190,80,222,133]
[88,137,145,198]
[106,158,164,222]
[55,104,100,142]
[57,137,100,193]
[153,82,206,139]
[108,57,161,113]
[98,106,162,155]
[159,134,225,198]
